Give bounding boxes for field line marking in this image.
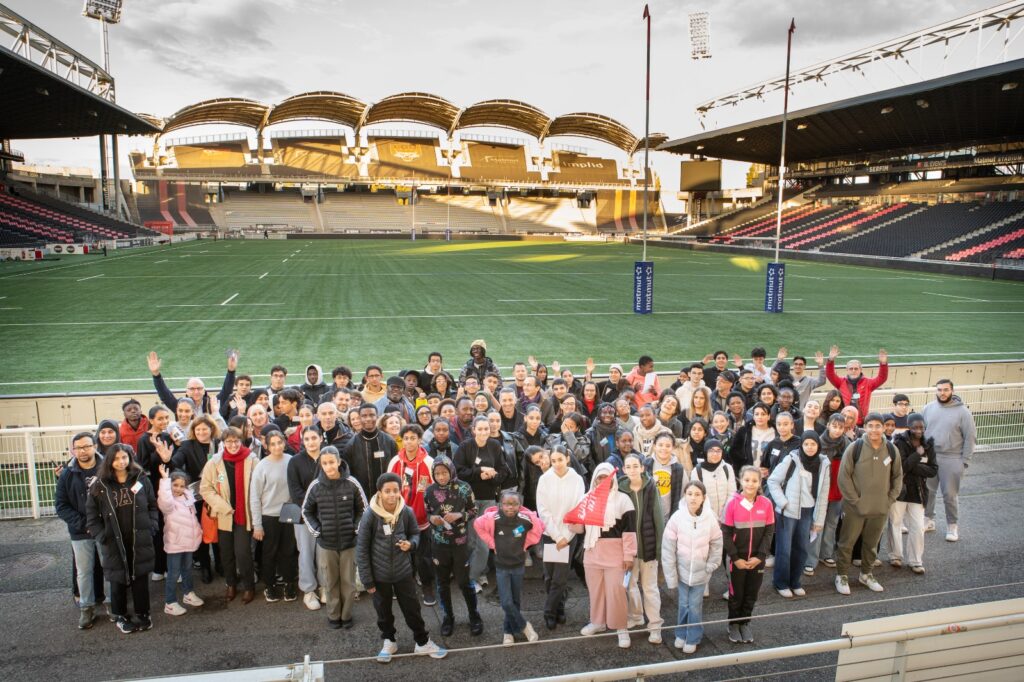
[158,302,285,308]
[76,274,104,282]
[711,297,803,301]
[0,306,23,310]
[282,258,288,263]
[221,293,239,306]
[498,298,608,302]
[0,296,5,299]
[259,272,268,280]
[154,260,168,264]
[923,292,989,302]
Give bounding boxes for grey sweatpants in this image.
[924,455,965,525]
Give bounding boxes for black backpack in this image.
[850,437,897,465]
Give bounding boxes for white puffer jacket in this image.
[661,500,724,589]
[688,460,735,522]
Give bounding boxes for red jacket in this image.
[387,448,434,529]
[825,360,888,425]
[119,416,150,452]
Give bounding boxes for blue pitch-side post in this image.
[634,261,654,314]
[764,262,785,313]
[444,228,451,242]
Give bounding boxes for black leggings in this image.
[110,579,150,617]
[727,563,764,626]
[434,542,477,621]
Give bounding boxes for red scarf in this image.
[223,445,250,527]
[388,446,432,528]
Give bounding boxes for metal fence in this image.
[1,382,1021,521]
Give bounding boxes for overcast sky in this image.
[7,0,1018,195]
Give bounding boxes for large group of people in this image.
[53,341,977,662]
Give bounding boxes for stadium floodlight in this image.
[689,12,711,60]
[82,0,122,23]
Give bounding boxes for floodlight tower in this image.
[82,0,124,219]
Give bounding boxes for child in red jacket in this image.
[473,491,545,645]
[722,465,775,645]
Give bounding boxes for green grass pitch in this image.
[0,238,1022,395]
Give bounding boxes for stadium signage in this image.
[634,261,654,314]
[481,156,522,166]
[764,262,785,313]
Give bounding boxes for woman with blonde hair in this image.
[686,387,713,424]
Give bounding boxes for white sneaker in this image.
[792,587,806,597]
[764,555,775,567]
[683,642,697,654]
[182,592,204,607]
[703,583,710,598]
[776,588,794,598]
[648,629,662,644]
[674,636,686,649]
[414,639,448,659]
[477,576,489,587]
[945,524,959,542]
[164,602,186,616]
[303,592,321,611]
[525,554,533,567]
[859,573,884,592]
[626,617,645,629]
[523,622,539,643]
[503,633,515,646]
[924,518,936,532]
[617,629,631,648]
[376,639,398,664]
[151,572,165,582]
[901,525,909,534]
[722,590,730,601]
[580,623,608,636]
[835,575,851,595]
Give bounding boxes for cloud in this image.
[462,35,522,56]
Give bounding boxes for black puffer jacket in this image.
[172,438,219,484]
[355,502,420,590]
[85,470,158,584]
[302,462,366,551]
[893,431,939,505]
[55,456,102,540]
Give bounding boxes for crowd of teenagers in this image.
[54,341,977,662]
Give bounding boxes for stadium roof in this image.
[659,59,1024,165]
[154,92,651,154]
[0,37,160,139]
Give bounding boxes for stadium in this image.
[0,1,1023,681]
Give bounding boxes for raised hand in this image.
[159,464,169,479]
[878,348,888,364]
[586,357,595,375]
[829,345,840,361]
[155,438,173,463]
[701,353,713,365]
[815,351,825,367]
[227,349,238,372]
[147,351,162,376]
[551,360,560,374]
[732,353,744,368]
[776,347,788,361]
[527,355,538,371]
[208,394,220,415]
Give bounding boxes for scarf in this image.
[389,446,432,527]
[699,457,723,474]
[633,421,667,456]
[369,492,407,527]
[798,449,823,499]
[583,462,635,550]
[222,445,250,526]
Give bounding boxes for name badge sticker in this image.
[374,450,385,459]
[130,481,143,494]
[475,457,482,465]
[740,498,754,511]
[383,523,393,536]
[883,456,891,467]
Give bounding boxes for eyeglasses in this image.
[73,444,95,451]
[895,401,910,407]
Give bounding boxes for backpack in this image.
[850,438,897,465]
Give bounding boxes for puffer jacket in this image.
[893,431,938,505]
[157,478,202,554]
[688,459,735,521]
[302,462,366,551]
[617,474,665,563]
[661,500,723,589]
[721,493,775,563]
[766,453,831,526]
[355,501,420,590]
[85,470,158,584]
[55,456,102,540]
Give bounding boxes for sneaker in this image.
[469,615,484,637]
[503,633,515,646]
[476,576,489,588]
[911,565,926,575]
[872,559,882,567]
[523,622,539,643]
[764,555,775,567]
[852,559,862,567]
[422,589,437,607]
[776,587,794,598]
[890,558,903,568]
[264,586,281,603]
[792,587,806,597]
[728,623,742,643]
[822,558,836,568]
[580,623,608,636]
[318,587,327,603]
[283,584,297,602]
[859,573,884,592]
[78,607,95,630]
[115,616,136,634]
[104,602,116,623]
[648,629,662,644]
[415,639,448,659]
[151,572,165,582]
[835,575,851,595]
[136,614,153,631]
[626,617,645,629]
[803,566,815,576]
[473,581,484,594]
[924,518,936,532]
[341,619,354,629]
[722,590,730,601]
[164,602,186,616]
[674,636,686,649]
[182,592,204,607]
[683,642,697,654]
[376,639,398,664]
[525,553,533,567]
[303,592,321,611]
[617,630,631,648]
[740,624,754,643]
[441,617,454,637]
[945,524,959,542]
[901,525,909,534]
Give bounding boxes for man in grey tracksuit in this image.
[920,379,976,542]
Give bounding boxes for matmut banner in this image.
[563,471,616,526]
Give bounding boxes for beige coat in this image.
[200,453,258,532]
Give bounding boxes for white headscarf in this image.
[583,462,635,550]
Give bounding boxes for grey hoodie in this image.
[920,396,976,463]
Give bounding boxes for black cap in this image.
[386,376,405,388]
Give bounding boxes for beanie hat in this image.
[705,438,723,452]
[470,339,487,352]
[609,363,623,374]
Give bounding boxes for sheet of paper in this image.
[643,372,656,391]
[543,543,570,564]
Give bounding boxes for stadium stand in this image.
[170,141,249,169]
[212,188,316,230]
[270,137,350,177]
[412,194,502,233]
[318,191,409,232]
[135,180,214,228]
[503,196,595,234]
[0,187,152,240]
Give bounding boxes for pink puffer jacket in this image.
[157,478,202,554]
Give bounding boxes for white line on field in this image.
[923,292,990,302]
[154,260,168,264]
[790,275,826,281]
[259,272,268,280]
[282,259,288,263]
[0,296,6,299]
[158,302,285,308]
[711,298,803,301]
[76,274,104,282]
[221,293,239,305]
[498,298,608,302]
[0,306,23,310]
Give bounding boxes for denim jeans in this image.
[774,507,813,590]
[675,582,705,645]
[70,538,107,608]
[496,566,527,635]
[165,552,195,604]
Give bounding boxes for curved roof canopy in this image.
[545,112,639,153]
[363,92,460,132]
[629,133,669,156]
[162,97,269,136]
[454,99,550,139]
[265,91,368,130]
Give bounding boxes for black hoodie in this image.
[95,420,121,458]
